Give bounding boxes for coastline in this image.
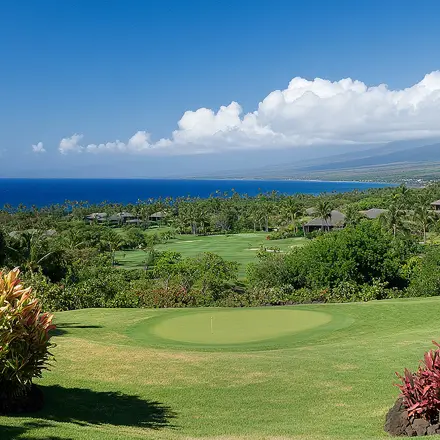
[0,178,396,208]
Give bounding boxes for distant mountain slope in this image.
[206,139,440,182]
[303,142,440,172]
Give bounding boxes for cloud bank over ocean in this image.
[55,72,440,155]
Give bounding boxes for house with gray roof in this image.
[84,212,108,223]
[360,208,387,219]
[303,210,346,233]
[149,211,166,222]
[84,211,140,225]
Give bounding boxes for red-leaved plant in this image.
[396,341,440,422]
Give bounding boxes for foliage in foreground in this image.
[396,342,440,422]
[0,268,55,408]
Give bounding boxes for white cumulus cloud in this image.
[86,131,152,153]
[59,134,84,154]
[58,71,440,155]
[32,141,46,153]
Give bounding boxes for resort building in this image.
[359,208,387,219]
[149,211,166,222]
[84,212,139,225]
[303,210,346,233]
[84,212,108,223]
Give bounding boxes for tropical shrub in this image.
[27,259,146,311]
[21,271,72,311]
[248,221,416,291]
[396,342,440,422]
[230,285,320,307]
[190,253,238,299]
[132,280,199,308]
[0,268,55,412]
[62,266,144,309]
[267,225,303,240]
[247,249,304,288]
[158,229,177,242]
[407,247,440,297]
[0,229,6,266]
[327,279,396,302]
[124,227,146,248]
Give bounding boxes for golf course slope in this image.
[2,298,440,439]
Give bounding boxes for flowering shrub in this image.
[0,268,55,407]
[396,341,440,422]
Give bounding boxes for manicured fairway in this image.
[3,298,440,440]
[115,232,307,276]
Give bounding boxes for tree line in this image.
[2,183,440,310]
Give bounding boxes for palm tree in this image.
[249,204,263,231]
[282,198,304,233]
[380,203,406,238]
[139,235,157,271]
[344,205,362,227]
[264,203,273,233]
[102,230,125,266]
[316,200,333,231]
[7,230,54,273]
[393,184,410,208]
[413,204,435,243]
[61,228,87,249]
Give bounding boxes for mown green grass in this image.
[130,308,336,348]
[115,232,307,276]
[2,299,440,439]
[114,225,172,238]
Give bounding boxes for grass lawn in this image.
[2,298,440,439]
[115,232,307,276]
[114,226,172,238]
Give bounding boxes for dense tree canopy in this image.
[0,182,440,310]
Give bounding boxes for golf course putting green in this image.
[126,307,348,351]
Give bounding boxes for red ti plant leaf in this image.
[396,342,440,422]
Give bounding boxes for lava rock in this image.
[384,398,440,436]
[427,423,440,435]
[405,425,416,437]
[412,418,430,436]
[385,398,410,436]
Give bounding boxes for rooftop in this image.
[304,210,346,227]
[360,208,387,219]
[149,211,165,218]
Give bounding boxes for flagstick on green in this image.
[210,316,213,334]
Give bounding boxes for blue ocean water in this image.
[0,179,395,208]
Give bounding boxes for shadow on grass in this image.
[50,323,103,337]
[1,421,72,440]
[9,385,176,430]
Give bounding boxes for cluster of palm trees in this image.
[374,184,436,241]
[380,201,436,241]
[305,188,438,240]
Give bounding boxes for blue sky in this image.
[2,0,440,177]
